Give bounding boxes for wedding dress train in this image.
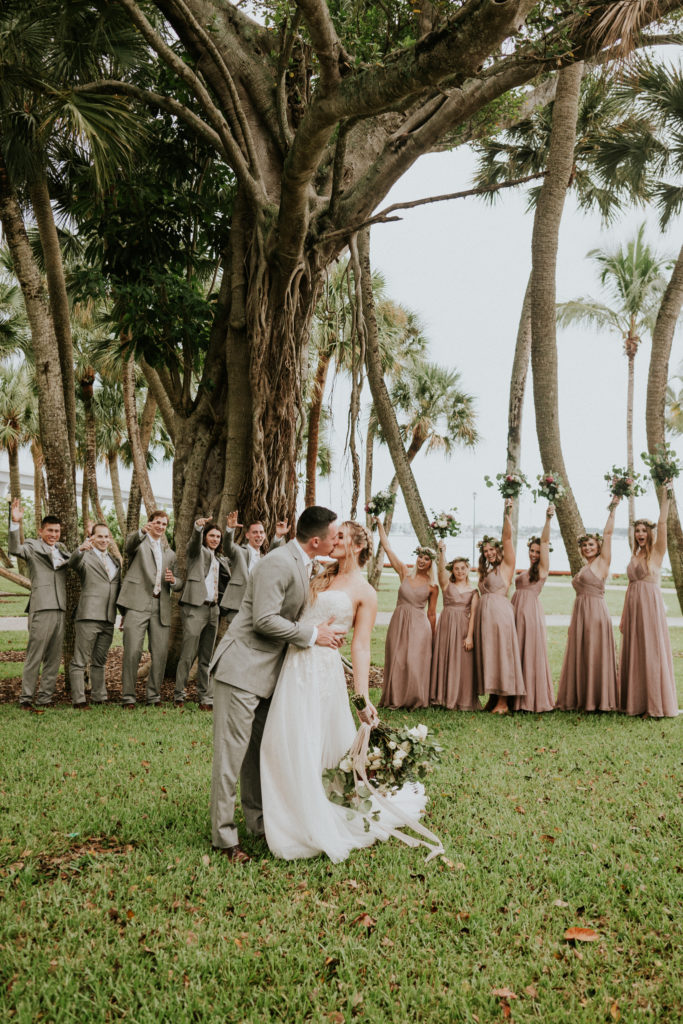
[260,589,428,862]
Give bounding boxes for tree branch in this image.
[276,10,301,150]
[296,0,345,91]
[140,357,178,442]
[115,0,265,205]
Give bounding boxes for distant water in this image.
[376,524,670,576]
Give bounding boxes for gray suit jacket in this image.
[180,523,231,607]
[9,529,70,612]
[117,531,183,627]
[220,530,284,614]
[211,539,314,698]
[68,548,121,623]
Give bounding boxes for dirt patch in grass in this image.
[2,835,135,882]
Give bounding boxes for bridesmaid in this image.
[619,487,678,717]
[556,499,620,712]
[374,518,437,710]
[511,504,556,713]
[475,498,525,714]
[429,544,479,710]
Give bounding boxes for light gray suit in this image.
[175,523,231,705]
[210,539,314,848]
[9,526,70,706]
[219,530,284,622]
[67,547,121,704]
[118,530,183,705]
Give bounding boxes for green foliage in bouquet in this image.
[484,470,529,499]
[532,471,566,503]
[429,509,461,539]
[604,466,646,499]
[641,443,680,490]
[365,489,396,528]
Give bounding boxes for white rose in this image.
[339,757,353,773]
[414,724,428,742]
[400,741,411,753]
[388,741,397,750]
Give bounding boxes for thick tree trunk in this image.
[305,350,332,507]
[108,450,127,536]
[364,412,377,576]
[0,156,79,678]
[8,442,21,504]
[645,242,683,613]
[28,173,77,477]
[358,227,433,558]
[122,357,157,516]
[506,273,532,546]
[31,440,44,535]
[529,63,585,575]
[81,465,90,536]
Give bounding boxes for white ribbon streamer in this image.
[348,722,445,862]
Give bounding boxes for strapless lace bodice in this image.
[299,588,354,631]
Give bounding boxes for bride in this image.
[260,520,429,862]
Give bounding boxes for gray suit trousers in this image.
[175,603,218,703]
[22,609,65,706]
[210,681,270,848]
[69,620,114,704]
[122,604,170,704]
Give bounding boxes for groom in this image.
[209,505,345,862]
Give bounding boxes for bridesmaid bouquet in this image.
[532,470,566,503]
[323,710,442,822]
[604,465,646,499]
[365,489,396,527]
[484,470,529,499]
[641,443,680,495]
[429,509,461,539]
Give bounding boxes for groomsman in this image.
[118,511,183,707]
[67,523,121,708]
[220,512,288,623]
[174,518,231,709]
[8,498,70,710]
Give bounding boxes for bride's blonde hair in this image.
[309,520,372,600]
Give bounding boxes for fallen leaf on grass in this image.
[610,1001,620,1021]
[564,927,599,942]
[491,987,518,999]
[501,1004,512,1020]
[524,985,538,999]
[201,854,210,867]
[539,834,555,844]
[553,899,569,908]
[327,1013,344,1024]
[351,913,376,932]
[186,931,198,946]
[514,806,525,815]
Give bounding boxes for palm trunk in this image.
[8,441,26,571]
[645,242,683,613]
[305,350,332,507]
[0,155,79,678]
[28,173,77,477]
[108,450,127,536]
[364,413,378,579]
[81,465,89,537]
[122,357,157,516]
[31,440,44,535]
[529,63,585,575]
[505,273,532,546]
[626,347,636,545]
[368,430,426,588]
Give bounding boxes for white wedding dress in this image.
[260,588,428,863]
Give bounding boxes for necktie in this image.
[213,556,219,598]
[150,539,162,595]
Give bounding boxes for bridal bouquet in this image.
[484,470,529,499]
[604,465,646,500]
[322,711,441,823]
[365,489,396,527]
[641,443,680,495]
[532,470,566,503]
[429,509,461,539]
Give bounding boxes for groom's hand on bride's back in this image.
[316,615,346,649]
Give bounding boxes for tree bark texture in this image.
[108,451,127,536]
[645,242,683,612]
[530,62,585,575]
[506,273,532,547]
[626,348,636,544]
[122,357,157,517]
[31,440,44,535]
[305,349,333,507]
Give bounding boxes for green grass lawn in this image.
[1,584,681,1022]
[0,579,28,618]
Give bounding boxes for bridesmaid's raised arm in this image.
[653,486,671,565]
[596,498,620,579]
[501,498,516,582]
[436,540,450,592]
[373,517,408,580]
[539,503,554,580]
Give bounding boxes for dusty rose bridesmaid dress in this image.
[618,556,678,717]
[510,571,555,712]
[380,579,432,710]
[475,568,525,698]
[429,585,479,710]
[556,564,618,711]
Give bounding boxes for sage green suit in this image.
[210,540,314,848]
[219,531,284,622]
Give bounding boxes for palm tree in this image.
[557,225,669,536]
[665,364,683,435]
[368,358,478,587]
[0,361,33,505]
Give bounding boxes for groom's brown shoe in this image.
[212,844,251,864]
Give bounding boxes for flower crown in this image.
[478,534,501,554]
[633,518,656,530]
[577,532,602,548]
[446,557,470,572]
[527,535,553,552]
[413,545,436,560]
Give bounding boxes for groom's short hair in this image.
[296,506,337,543]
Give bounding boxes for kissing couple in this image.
[209,505,428,864]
